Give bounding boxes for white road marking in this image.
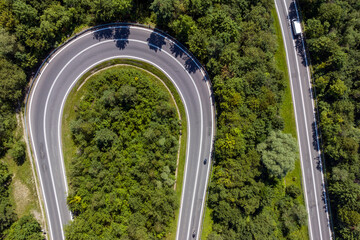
[280,0,325,239]
[292,27,323,240]
[293,2,332,238]
[28,47,63,240]
[274,1,313,239]
[28,26,214,240]
[195,85,214,239]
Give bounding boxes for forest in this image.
[299,0,360,239]
[65,67,180,238]
[0,0,358,239]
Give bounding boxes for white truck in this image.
[292,19,302,36]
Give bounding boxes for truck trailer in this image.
[292,19,302,36]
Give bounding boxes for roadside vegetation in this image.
[155,1,307,239]
[0,4,43,237]
[299,0,360,238]
[64,66,181,239]
[0,125,42,239]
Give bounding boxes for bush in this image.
[9,141,26,165]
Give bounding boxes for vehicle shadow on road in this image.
[287,2,309,68]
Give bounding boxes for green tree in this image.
[12,0,39,26]
[257,131,298,178]
[0,58,26,106]
[0,28,20,57]
[279,199,307,235]
[150,0,175,25]
[4,215,43,240]
[39,4,75,42]
[66,67,179,238]
[88,0,133,23]
[0,198,17,237]
[305,18,328,39]
[318,2,343,28]
[328,79,347,99]
[170,15,197,43]
[0,162,12,195]
[0,163,16,237]
[94,128,117,150]
[9,140,26,166]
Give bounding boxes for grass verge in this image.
[272,7,309,239]
[201,205,213,239]
[62,59,187,240]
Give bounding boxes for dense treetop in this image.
[0,0,357,239]
[65,66,180,239]
[299,0,360,238]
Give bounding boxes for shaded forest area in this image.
[66,67,180,239]
[299,0,360,239]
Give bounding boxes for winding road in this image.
[26,25,215,240]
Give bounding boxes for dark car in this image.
[192,230,196,238]
[204,158,207,165]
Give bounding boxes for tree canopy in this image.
[299,0,360,238]
[65,66,180,239]
[257,131,298,178]
[4,215,43,240]
[2,0,356,238]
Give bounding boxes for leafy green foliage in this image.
[0,58,26,106]
[9,140,26,166]
[0,56,26,156]
[144,0,307,238]
[300,0,360,239]
[257,131,298,178]
[0,163,16,238]
[0,162,41,239]
[4,215,43,240]
[278,197,307,236]
[299,0,360,238]
[150,0,175,25]
[0,28,21,57]
[0,0,312,238]
[65,67,179,239]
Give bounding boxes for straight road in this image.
[26,25,215,240]
[274,0,332,239]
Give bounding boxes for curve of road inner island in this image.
[25,24,215,240]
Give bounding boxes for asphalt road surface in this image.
[26,25,215,240]
[274,0,332,239]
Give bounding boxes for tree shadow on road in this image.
[147,32,166,52]
[93,26,130,50]
[114,26,130,50]
[170,43,184,58]
[184,56,198,74]
[93,28,114,40]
